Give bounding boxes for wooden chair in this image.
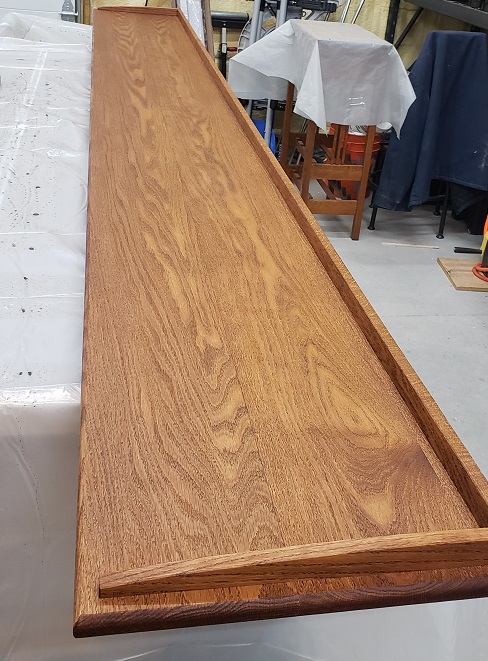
[279,82,376,240]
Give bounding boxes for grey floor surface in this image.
[316,204,488,477]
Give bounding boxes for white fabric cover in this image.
[229,20,415,134]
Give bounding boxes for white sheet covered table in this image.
[229,20,415,134]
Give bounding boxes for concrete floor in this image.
[315,204,488,478]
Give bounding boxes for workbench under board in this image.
[75,7,488,637]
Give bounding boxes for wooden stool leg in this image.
[300,120,317,202]
[331,124,339,163]
[337,125,348,165]
[331,124,347,165]
[351,125,376,241]
[280,82,295,176]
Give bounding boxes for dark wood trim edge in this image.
[74,575,488,637]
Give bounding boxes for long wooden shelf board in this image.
[74,7,488,637]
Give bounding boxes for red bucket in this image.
[329,127,382,200]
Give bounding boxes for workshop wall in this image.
[85,0,173,24]
[347,0,467,67]
[85,0,468,67]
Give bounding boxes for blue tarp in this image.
[253,118,277,155]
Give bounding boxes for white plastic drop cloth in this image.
[1,11,488,661]
[178,0,205,46]
[228,20,415,135]
[0,10,92,43]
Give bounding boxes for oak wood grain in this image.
[195,11,488,524]
[100,529,488,596]
[75,7,488,637]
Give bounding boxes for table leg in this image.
[280,82,295,175]
[351,125,376,240]
[300,120,317,202]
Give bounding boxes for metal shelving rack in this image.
[385,0,488,45]
[60,0,82,22]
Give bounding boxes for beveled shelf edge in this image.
[74,574,488,637]
[100,529,488,597]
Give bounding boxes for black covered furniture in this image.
[372,31,488,237]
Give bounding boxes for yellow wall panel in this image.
[86,0,172,23]
[85,0,469,71]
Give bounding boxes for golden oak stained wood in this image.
[75,7,488,637]
[100,529,488,596]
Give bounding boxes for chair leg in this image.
[300,120,317,202]
[279,82,294,176]
[351,126,376,240]
[436,184,449,239]
[368,206,378,230]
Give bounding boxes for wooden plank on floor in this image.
[438,258,488,292]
